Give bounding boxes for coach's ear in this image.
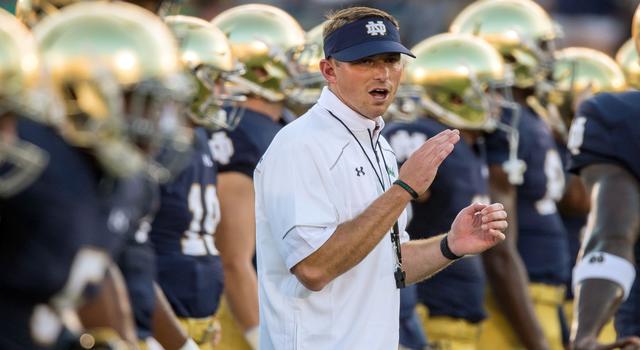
[320,58,338,84]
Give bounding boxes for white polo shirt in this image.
[254,87,410,350]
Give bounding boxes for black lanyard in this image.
[327,109,406,289]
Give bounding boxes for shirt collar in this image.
[317,87,385,138]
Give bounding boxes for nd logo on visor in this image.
[366,21,386,36]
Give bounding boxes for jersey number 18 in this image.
[182,183,221,256]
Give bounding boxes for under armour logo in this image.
[588,253,605,264]
[355,167,365,176]
[366,21,386,36]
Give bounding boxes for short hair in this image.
[323,6,399,39]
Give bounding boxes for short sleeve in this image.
[568,97,616,175]
[210,129,258,177]
[255,140,339,269]
[282,225,337,269]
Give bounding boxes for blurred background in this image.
[3,0,640,56]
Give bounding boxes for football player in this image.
[38,1,193,347]
[148,15,244,350]
[0,9,92,350]
[1,1,191,348]
[384,33,504,350]
[537,46,627,346]
[567,6,640,350]
[0,12,48,199]
[209,5,305,349]
[451,1,569,349]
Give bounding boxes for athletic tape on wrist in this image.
[573,251,636,300]
[244,326,259,349]
[179,338,199,350]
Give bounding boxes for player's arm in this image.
[481,165,550,350]
[558,173,590,216]
[215,171,259,338]
[151,282,201,350]
[77,264,139,349]
[570,163,640,350]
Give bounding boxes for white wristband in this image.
[573,251,636,300]
[179,338,199,350]
[244,326,259,349]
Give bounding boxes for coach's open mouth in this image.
[369,88,390,101]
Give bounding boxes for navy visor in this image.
[323,17,415,62]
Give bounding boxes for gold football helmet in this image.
[616,39,640,89]
[634,4,640,54]
[285,20,328,115]
[165,15,245,130]
[34,1,192,182]
[211,4,306,103]
[401,33,526,184]
[16,0,176,27]
[450,0,558,89]
[15,0,76,28]
[0,9,49,197]
[404,33,507,130]
[547,47,626,130]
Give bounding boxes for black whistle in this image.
[394,268,406,289]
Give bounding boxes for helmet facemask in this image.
[283,41,326,115]
[0,114,48,198]
[56,65,193,183]
[188,63,246,131]
[34,1,195,183]
[0,9,51,197]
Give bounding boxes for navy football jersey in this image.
[209,108,284,177]
[118,239,157,339]
[0,119,110,349]
[568,91,640,182]
[384,117,489,323]
[150,127,223,318]
[485,106,569,285]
